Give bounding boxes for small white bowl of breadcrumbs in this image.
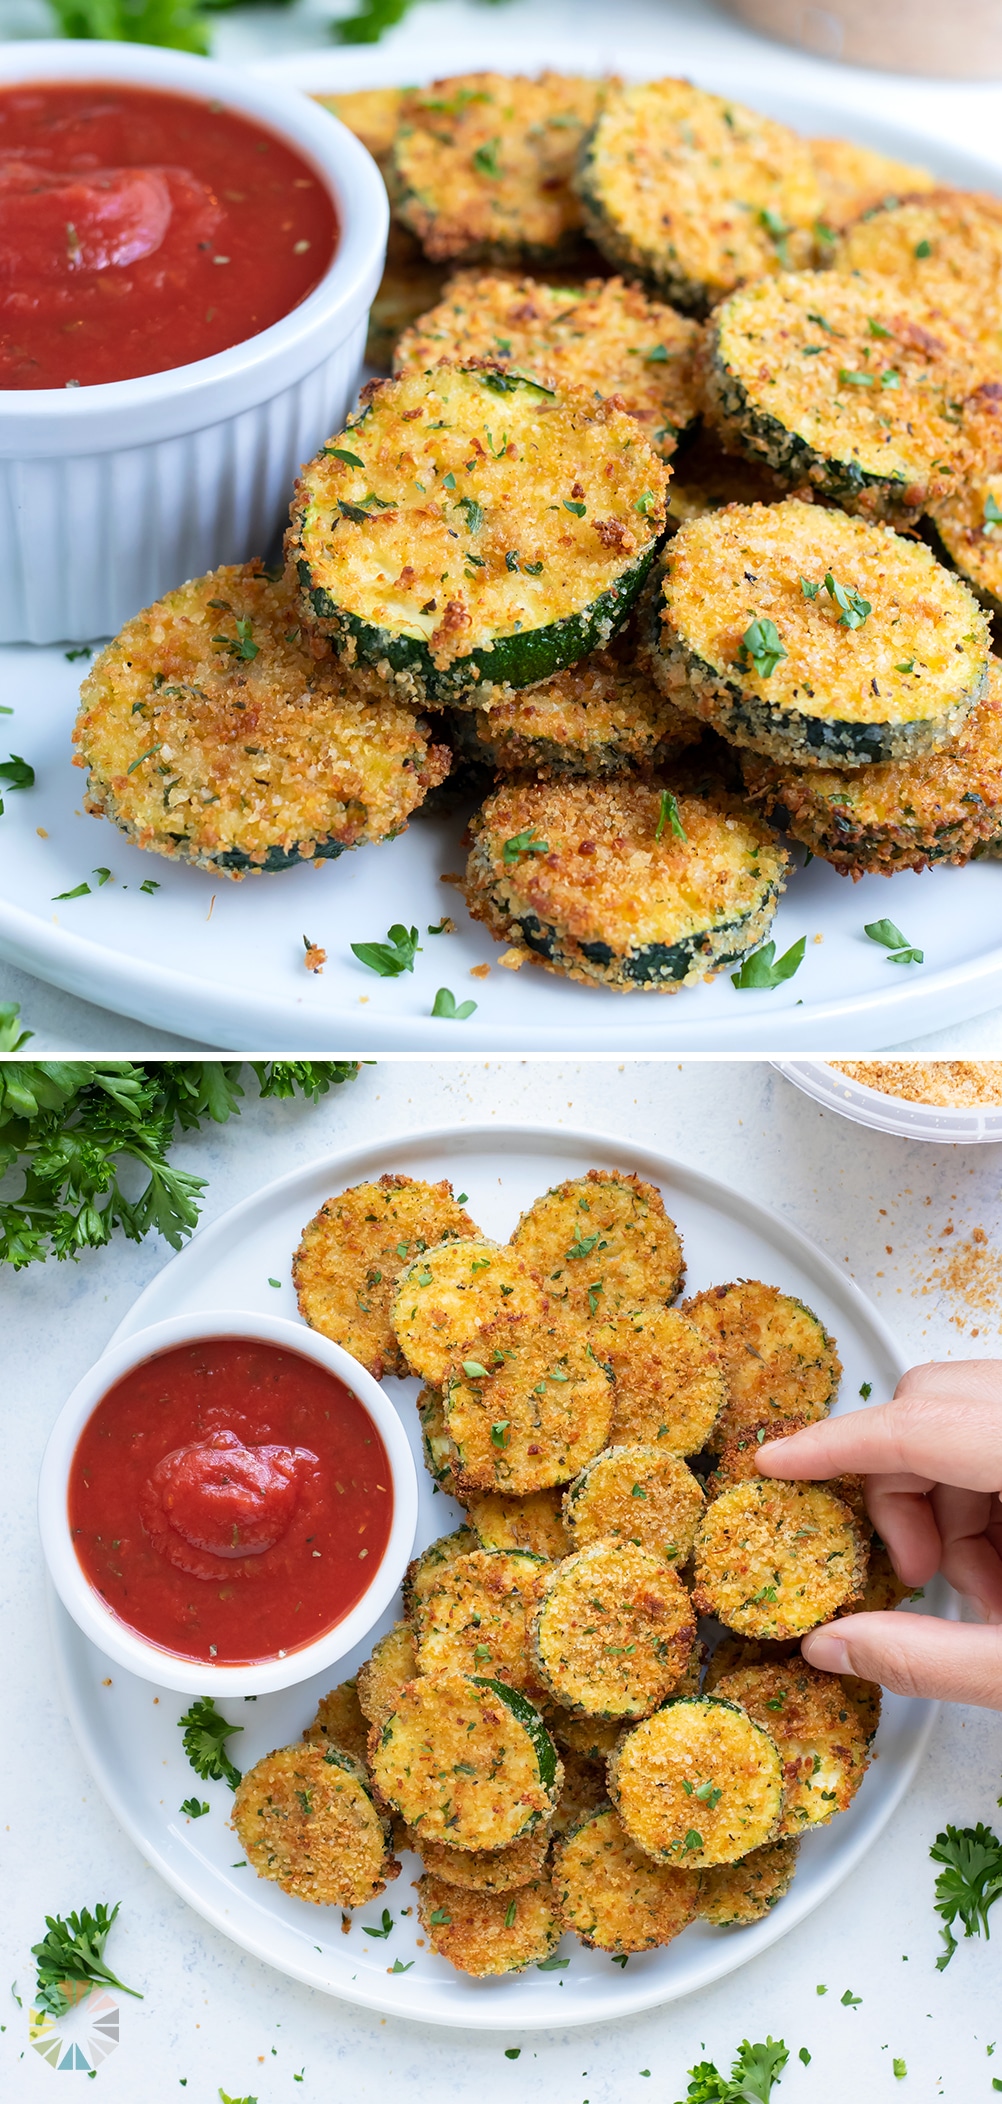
[774,1062,1002,1144]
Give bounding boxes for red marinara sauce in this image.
[0,83,338,389]
[68,1337,393,1665]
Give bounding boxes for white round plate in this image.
[3,26,1002,1049]
[48,1122,948,2029]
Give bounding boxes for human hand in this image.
[755,1359,1002,1709]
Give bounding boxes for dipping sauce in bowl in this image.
[67,1336,393,1665]
[0,82,338,387]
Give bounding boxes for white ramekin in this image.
[38,1309,418,1695]
[0,42,388,646]
[774,1061,1002,1144]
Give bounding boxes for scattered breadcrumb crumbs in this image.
[500,946,530,971]
[303,938,326,974]
[924,1224,1002,1331]
[36,826,48,839]
[440,871,465,886]
[832,1062,1002,1108]
[470,963,491,979]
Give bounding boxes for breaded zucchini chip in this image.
[417,1383,466,1497]
[442,1313,614,1494]
[703,1635,800,1692]
[289,366,669,707]
[704,1415,865,1533]
[302,1677,370,1767]
[510,1168,685,1318]
[682,1281,841,1448]
[703,273,978,519]
[832,189,1002,362]
[604,1305,726,1452]
[389,72,602,265]
[699,1837,799,1926]
[314,86,404,169]
[692,1480,867,1638]
[712,1659,870,1834]
[232,1742,397,1907]
[391,1236,545,1387]
[448,629,701,778]
[654,499,991,768]
[563,1445,706,1565]
[849,1533,919,1615]
[576,79,821,314]
[357,1621,420,1729]
[467,1487,569,1558]
[609,1696,783,1866]
[464,773,789,991]
[415,1547,549,1694]
[742,673,1002,876]
[403,1526,478,1619]
[927,458,1002,619]
[530,1539,696,1718]
[808,138,934,235]
[549,1749,609,1835]
[416,1873,562,1973]
[553,1804,701,1951]
[395,272,700,460]
[293,1175,479,1379]
[74,564,450,876]
[365,222,450,371]
[548,1710,621,1763]
[370,1673,561,1849]
[409,1821,552,1891]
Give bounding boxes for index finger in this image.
[755,1375,1002,1492]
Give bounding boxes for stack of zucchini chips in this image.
[230,1168,916,1977]
[74,69,1002,985]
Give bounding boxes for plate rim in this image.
[48,1120,946,2030]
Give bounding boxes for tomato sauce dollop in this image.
[69,1338,393,1665]
[0,84,338,388]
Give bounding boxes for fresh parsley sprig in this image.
[676,2037,789,2103]
[31,1902,142,2019]
[432,987,477,1020]
[178,1697,243,1791]
[931,1822,1002,1969]
[0,753,34,818]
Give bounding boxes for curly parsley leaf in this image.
[31,1902,142,2019]
[738,618,787,679]
[178,1697,244,1790]
[0,1002,32,1053]
[180,1797,210,1818]
[676,2038,789,2104]
[931,1822,1002,1969]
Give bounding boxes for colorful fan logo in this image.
[29,1980,120,2072]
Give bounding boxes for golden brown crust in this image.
[293,1176,479,1379]
[712,1658,870,1834]
[370,1673,561,1851]
[609,1696,784,1866]
[416,1873,562,1972]
[232,1743,398,1907]
[699,1837,799,1925]
[692,1479,867,1638]
[356,1621,420,1729]
[832,189,1002,364]
[553,1804,701,1950]
[443,1311,615,1494]
[408,1822,552,1891]
[450,628,701,777]
[682,1281,841,1448]
[808,138,935,233]
[302,1679,371,1767]
[391,1237,548,1387]
[603,1306,726,1453]
[530,1538,696,1717]
[415,1548,550,1695]
[466,1487,570,1558]
[563,1444,706,1564]
[403,1527,479,1620]
[510,1169,685,1316]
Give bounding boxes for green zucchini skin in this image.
[212,837,347,876]
[508,897,782,989]
[705,346,908,511]
[922,516,1002,622]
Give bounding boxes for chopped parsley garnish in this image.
[324,447,366,468]
[523,560,544,575]
[504,1899,517,1927]
[984,493,1002,528]
[505,2047,521,2058]
[536,1955,569,1971]
[563,498,587,517]
[931,1822,1002,1968]
[823,572,872,627]
[864,917,924,966]
[181,1796,210,1817]
[503,828,548,865]
[738,617,787,679]
[431,987,477,1020]
[839,368,875,386]
[915,238,933,258]
[53,881,92,901]
[139,878,160,895]
[472,139,502,178]
[490,1420,511,1449]
[867,317,892,338]
[655,789,686,843]
[675,2037,789,2102]
[881,369,900,388]
[799,2050,811,2068]
[731,936,806,990]
[806,309,836,332]
[635,489,658,514]
[350,923,421,978]
[893,2061,907,2080]
[759,206,790,265]
[31,1902,142,2019]
[212,616,258,661]
[859,1381,872,1400]
[457,495,485,534]
[840,1989,862,2006]
[0,753,35,817]
[178,1696,243,1790]
[390,1958,413,1972]
[362,1909,394,1939]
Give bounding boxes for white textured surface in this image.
[2,1060,1001,2098]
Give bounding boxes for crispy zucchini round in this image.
[808,139,934,235]
[608,1696,783,1867]
[357,1621,420,1729]
[289,365,669,707]
[692,1480,867,1638]
[832,190,1002,362]
[530,1538,696,1718]
[410,1820,552,1891]
[603,1305,726,1453]
[417,1383,467,1498]
[702,272,978,518]
[576,79,821,314]
[699,1837,799,1926]
[742,671,1002,876]
[553,1804,701,1952]
[447,628,701,778]
[510,1168,685,1318]
[403,1526,479,1619]
[232,1742,397,1907]
[302,1677,371,1767]
[705,1417,867,1544]
[681,1280,841,1448]
[849,1534,919,1615]
[563,1445,706,1564]
[395,272,701,460]
[389,72,603,266]
[703,1634,800,1692]
[464,772,789,991]
[293,1176,479,1380]
[927,466,1002,620]
[653,499,991,768]
[549,1749,610,1835]
[390,1236,546,1387]
[416,1873,562,1974]
[467,1487,570,1558]
[712,1658,870,1834]
[74,563,449,876]
[442,1312,614,1495]
[370,1673,561,1850]
[415,1547,549,1694]
[548,1709,622,1763]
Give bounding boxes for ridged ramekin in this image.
[0,42,388,646]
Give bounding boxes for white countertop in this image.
[2,1058,1000,2101]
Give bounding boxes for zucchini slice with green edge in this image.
[232,1741,398,1908]
[288,363,670,707]
[416,1873,562,1975]
[463,771,789,991]
[472,1676,561,1795]
[926,454,1002,620]
[607,1695,784,1868]
[74,563,449,877]
[651,499,990,767]
[370,1672,562,1849]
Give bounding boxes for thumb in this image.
[802,1612,1002,1710]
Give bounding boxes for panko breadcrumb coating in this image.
[548,1710,622,1763]
[808,138,934,231]
[530,1538,696,1717]
[370,1673,561,1850]
[74,563,449,875]
[682,1281,841,1449]
[609,1696,783,1866]
[314,86,404,168]
[467,1487,569,1558]
[832,189,1002,364]
[293,1176,479,1379]
[549,1750,610,1836]
[418,1384,467,1499]
[448,628,701,778]
[443,1313,614,1494]
[603,1305,727,1452]
[699,1837,800,1926]
[403,1527,479,1620]
[356,1621,420,1728]
[563,1444,706,1564]
[415,1548,549,1695]
[692,1479,867,1638]
[232,1743,398,1907]
[711,1659,870,1834]
[705,1415,865,1535]
[391,1238,548,1387]
[395,272,700,459]
[928,451,1002,619]
[408,1821,552,1891]
[416,1873,562,1973]
[510,1169,685,1317]
[302,1679,370,1767]
[464,773,789,991]
[553,1804,701,1951]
